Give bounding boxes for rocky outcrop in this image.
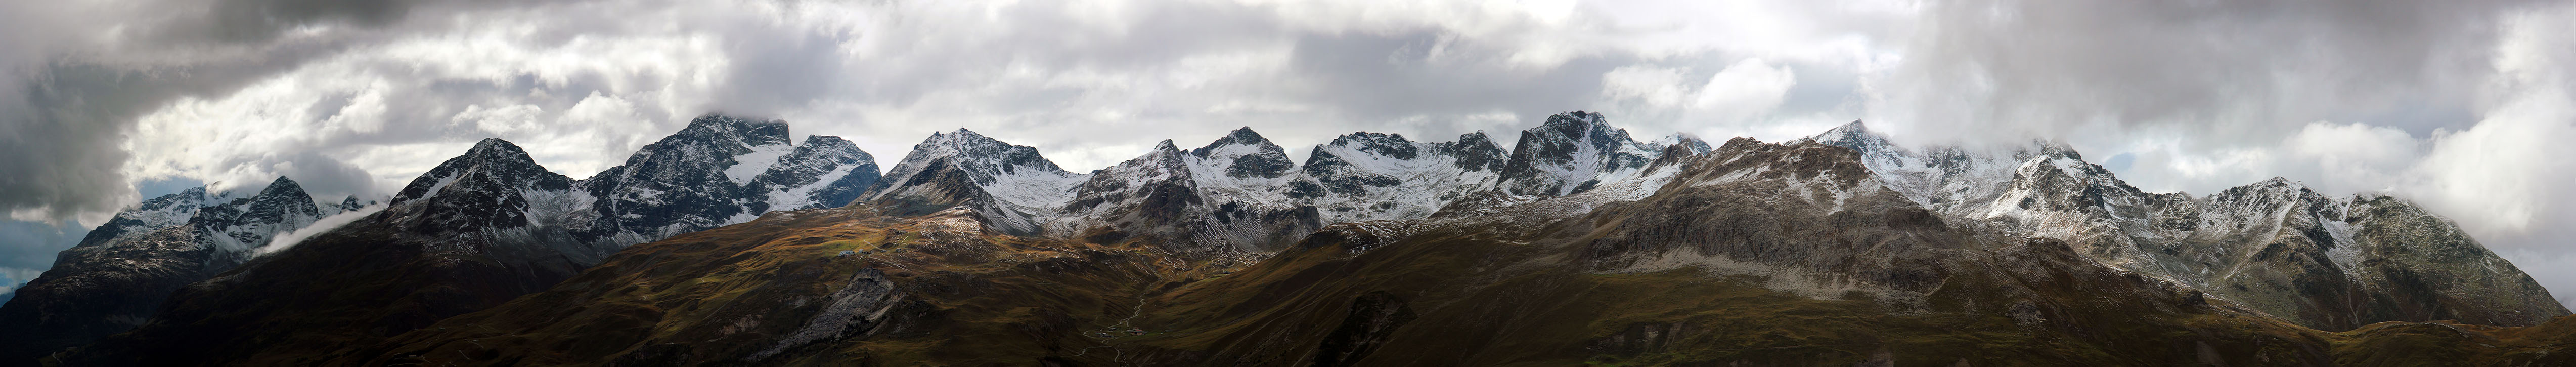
[1494,111,1673,197]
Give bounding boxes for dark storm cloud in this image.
[1,59,315,221]
[0,0,559,221]
[1889,0,2540,145]
[1280,30,1628,129]
[187,0,420,44]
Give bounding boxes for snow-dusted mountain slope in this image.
[864,128,1086,235]
[747,135,881,212]
[382,114,884,263]
[865,113,1709,255]
[0,176,325,363]
[69,187,206,248]
[584,115,794,244]
[1051,128,1322,254]
[1803,120,2569,330]
[1287,131,1513,224]
[190,177,328,269]
[1495,111,1690,197]
[386,137,604,262]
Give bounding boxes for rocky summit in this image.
[6,111,2567,366]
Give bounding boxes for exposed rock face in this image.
[748,135,881,212]
[582,115,789,244]
[580,115,883,246]
[864,128,1086,235]
[0,177,323,365]
[1800,120,2570,330]
[1494,111,1671,197]
[1053,128,1321,254]
[867,116,1704,255]
[387,138,601,268]
[70,187,205,248]
[1291,131,1510,224]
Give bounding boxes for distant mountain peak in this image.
[1195,127,1275,153]
[683,114,791,147]
[393,138,554,206]
[1651,133,1715,156]
[1826,119,1869,134]
[1185,128,1295,179]
[467,138,528,157]
[1541,110,1608,130]
[1325,132,1420,160]
[1498,110,1659,196]
[900,128,1069,178]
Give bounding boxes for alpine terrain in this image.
[7,111,2567,366]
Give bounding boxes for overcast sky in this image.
[0,0,2570,305]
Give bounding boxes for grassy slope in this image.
[344,206,1220,366]
[49,216,584,366]
[1116,225,2298,365]
[333,207,2576,366]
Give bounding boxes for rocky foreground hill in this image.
[6,111,2567,366]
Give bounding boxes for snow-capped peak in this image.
[1441,131,1510,172]
[879,129,1077,188]
[746,135,882,212]
[190,176,325,263]
[867,129,1084,235]
[661,114,795,186]
[1496,111,1664,196]
[1187,127,1296,180]
[394,138,557,205]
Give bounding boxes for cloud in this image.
[1876,0,2520,145]
[1596,58,1799,138]
[2400,5,2576,270]
[256,202,385,256]
[0,0,555,223]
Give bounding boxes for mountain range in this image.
[0,115,880,365]
[1,111,2565,365]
